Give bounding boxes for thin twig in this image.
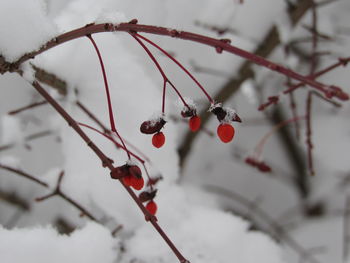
[8,100,48,115]
[86,34,131,160]
[0,164,99,222]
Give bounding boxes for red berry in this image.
[217,123,235,143]
[122,175,133,186]
[152,132,165,148]
[189,115,201,132]
[130,176,144,190]
[145,200,157,215]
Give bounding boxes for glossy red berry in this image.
[145,200,157,215]
[152,132,165,148]
[122,175,133,186]
[130,176,144,190]
[189,115,201,132]
[217,123,235,143]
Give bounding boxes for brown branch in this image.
[32,65,67,95]
[8,100,48,115]
[0,18,345,102]
[0,189,30,210]
[30,80,189,263]
[0,164,99,222]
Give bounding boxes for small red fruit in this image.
[217,123,235,143]
[122,175,133,186]
[130,176,144,190]
[152,132,165,148]
[145,200,157,215]
[189,115,201,132]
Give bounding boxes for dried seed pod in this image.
[210,104,242,123]
[110,164,129,180]
[139,189,158,203]
[181,107,196,118]
[140,118,166,134]
[129,165,142,179]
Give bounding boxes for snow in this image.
[1,0,350,263]
[0,222,117,263]
[124,185,284,263]
[20,62,36,83]
[0,115,24,145]
[0,0,58,62]
[94,10,127,24]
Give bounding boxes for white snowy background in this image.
[1,0,350,263]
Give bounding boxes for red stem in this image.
[87,34,131,159]
[78,122,145,164]
[130,33,189,112]
[259,57,350,110]
[76,101,152,163]
[134,33,214,103]
[9,22,347,101]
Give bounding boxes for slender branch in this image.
[130,33,189,111]
[0,189,30,210]
[4,20,346,101]
[178,0,319,168]
[289,90,301,140]
[134,33,214,103]
[86,35,131,160]
[76,100,152,163]
[78,122,145,164]
[8,100,48,115]
[0,164,98,221]
[0,163,48,187]
[258,57,350,111]
[29,80,189,263]
[253,115,306,159]
[306,92,314,176]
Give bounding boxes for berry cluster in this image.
[140,103,241,148]
[111,163,160,215]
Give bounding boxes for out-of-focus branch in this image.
[32,65,67,95]
[0,164,99,222]
[0,189,30,211]
[205,185,321,263]
[178,0,315,168]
